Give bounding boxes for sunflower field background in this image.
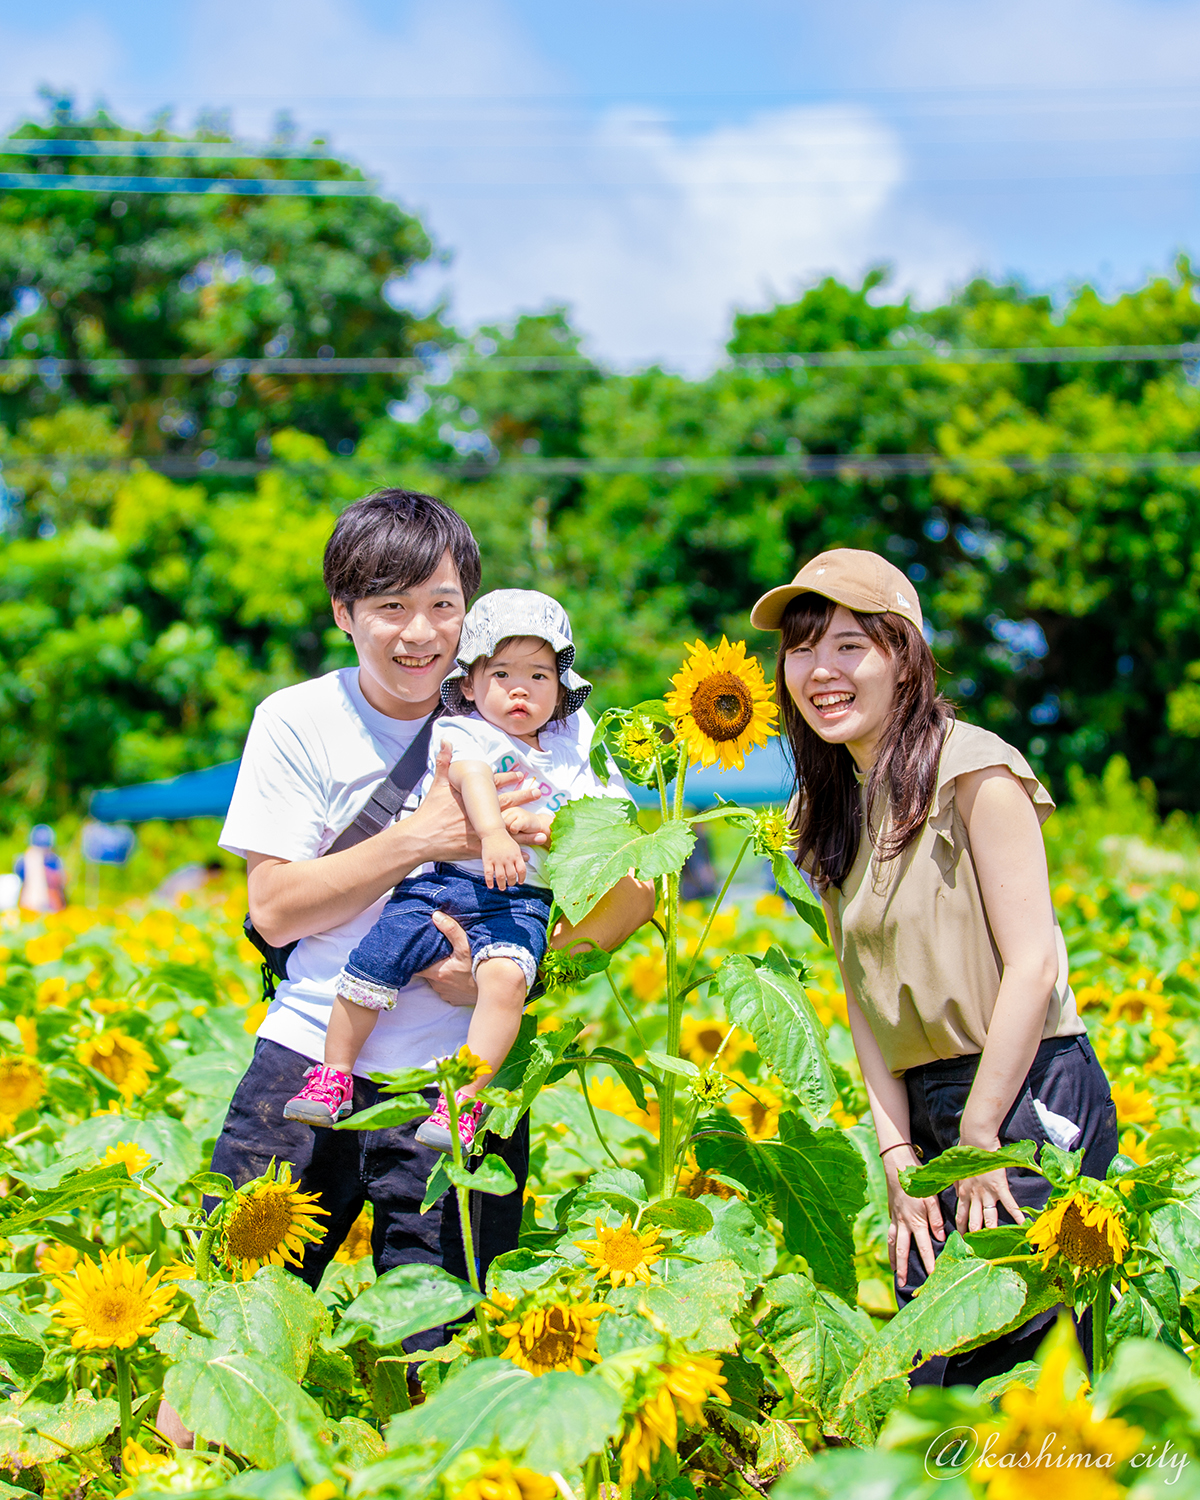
[0,745,1193,1498]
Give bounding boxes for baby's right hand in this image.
[481,831,527,891]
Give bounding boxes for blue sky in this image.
[3,0,1200,368]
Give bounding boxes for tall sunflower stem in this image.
[657,759,688,1200]
[444,1087,492,1356]
[603,967,649,1054]
[1092,1270,1113,1374]
[683,836,750,988]
[115,1349,134,1450]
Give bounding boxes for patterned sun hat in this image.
[440,589,592,717]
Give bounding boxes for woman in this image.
[751,547,1118,1385]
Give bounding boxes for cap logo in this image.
[896,592,910,608]
[815,567,826,576]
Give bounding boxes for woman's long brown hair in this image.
[776,595,950,888]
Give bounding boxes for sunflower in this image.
[576,1216,664,1287]
[1144,1029,1178,1074]
[77,1031,156,1103]
[1110,1080,1157,1129]
[122,1440,169,1478]
[1026,1192,1130,1276]
[100,1141,152,1177]
[726,1074,782,1141]
[36,1242,79,1277]
[679,1015,731,1065]
[219,1160,329,1279]
[678,1160,739,1201]
[586,1076,658,1131]
[665,637,778,771]
[619,1357,730,1486]
[14,1017,36,1058]
[52,1249,177,1350]
[452,1461,557,1500]
[612,714,674,786]
[972,1345,1141,1500]
[624,952,666,1004]
[334,1206,374,1264]
[751,807,795,857]
[496,1298,607,1375]
[0,1058,45,1133]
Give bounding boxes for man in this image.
[212,488,653,1288]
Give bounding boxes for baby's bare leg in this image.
[326,994,382,1075]
[459,957,528,1098]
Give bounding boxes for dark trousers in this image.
[210,1038,528,1348]
[898,1032,1118,1387]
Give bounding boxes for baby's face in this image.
[463,637,561,738]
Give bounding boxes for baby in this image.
[284,589,619,1150]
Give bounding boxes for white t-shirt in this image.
[434,711,628,889]
[220,668,459,1077]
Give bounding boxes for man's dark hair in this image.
[323,489,482,608]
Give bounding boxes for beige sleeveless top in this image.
[821,718,1084,1077]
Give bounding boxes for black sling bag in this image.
[243,707,443,998]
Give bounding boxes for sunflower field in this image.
[3,668,1200,1500]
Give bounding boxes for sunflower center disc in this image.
[1058,1199,1115,1269]
[691,672,754,741]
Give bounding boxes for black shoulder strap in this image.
[326,706,444,855]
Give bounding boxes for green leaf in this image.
[485,1021,584,1139]
[900,1140,1041,1197]
[693,1110,865,1302]
[686,1196,778,1288]
[646,1050,699,1080]
[840,1238,1029,1403]
[386,1358,623,1476]
[335,1414,388,1467]
[689,802,755,826]
[59,1111,201,1192]
[0,1163,132,1232]
[0,1392,120,1465]
[760,1274,874,1429]
[771,1448,974,1500]
[0,1299,46,1383]
[331,1263,481,1350]
[189,1266,329,1382]
[164,1352,330,1469]
[770,854,829,944]
[642,1197,713,1234]
[188,1171,235,1201]
[445,1154,518,1197]
[587,1048,650,1111]
[334,1092,428,1132]
[1109,1268,1183,1351]
[718,949,837,1118]
[580,1167,648,1214]
[421,1158,452,1214]
[544,796,695,921]
[609,1259,743,1352]
[365,1066,439,1095]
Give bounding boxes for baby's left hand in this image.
[504,808,554,846]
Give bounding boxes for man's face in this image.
[331,548,465,719]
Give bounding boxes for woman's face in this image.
[783,603,901,768]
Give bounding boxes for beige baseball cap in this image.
[751,547,923,631]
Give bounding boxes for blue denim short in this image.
[340,863,551,1009]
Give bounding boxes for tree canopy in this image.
[4,105,1200,821]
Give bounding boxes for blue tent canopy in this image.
[89,739,793,826]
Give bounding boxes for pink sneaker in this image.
[416,1092,483,1154]
[283,1065,354,1127]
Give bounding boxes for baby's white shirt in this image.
[432,707,628,888]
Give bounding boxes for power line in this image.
[0,139,332,159]
[7,451,1200,481]
[2,344,1200,378]
[0,173,372,196]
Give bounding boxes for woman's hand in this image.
[883,1147,945,1284]
[953,1135,1026,1232]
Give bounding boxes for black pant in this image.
[210,1038,528,1347]
[898,1032,1118,1387]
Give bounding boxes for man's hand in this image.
[418,911,478,1007]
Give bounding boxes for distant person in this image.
[17,825,66,913]
[753,547,1117,1385]
[284,590,628,1149]
[151,861,225,905]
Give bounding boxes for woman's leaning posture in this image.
[752,548,1118,1386]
